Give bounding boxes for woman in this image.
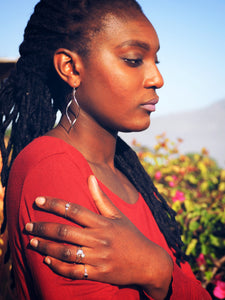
[0,0,211,299]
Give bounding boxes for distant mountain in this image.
[119,99,225,168]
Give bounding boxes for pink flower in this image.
[172,190,185,202]
[169,175,177,187]
[155,171,162,181]
[213,280,225,299]
[196,253,206,267]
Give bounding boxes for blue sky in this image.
[0,0,225,116]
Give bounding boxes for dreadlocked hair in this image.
[115,137,188,265]
[0,0,142,233]
[0,0,187,266]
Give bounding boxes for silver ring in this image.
[76,247,85,263]
[84,265,88,279]
[65,202,70,218]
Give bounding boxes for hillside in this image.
[119,99,225,168]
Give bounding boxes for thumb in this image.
[88,175,121,219]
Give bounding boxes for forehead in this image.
[91,13,159,51]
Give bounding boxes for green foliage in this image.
[133,133,225,297]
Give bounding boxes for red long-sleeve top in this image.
[6,136,211,299]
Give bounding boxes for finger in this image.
[29,238,92,264]
[34,196,107,228]
[25,222,98,246]
[88,175,121,219]
[44,256,91,280]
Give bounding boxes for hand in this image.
[25,175,173,300]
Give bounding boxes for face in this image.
[76,12,164,134]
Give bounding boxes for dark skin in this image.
[25,13,172,300]
[27,177,173,300]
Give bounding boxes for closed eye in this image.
[123,58,143,67]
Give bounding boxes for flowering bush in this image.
[133,133,225,298]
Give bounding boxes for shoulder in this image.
[8,136,92,192]
[7,136,94,213]
[14,136,78,165]
[11,136,88,174]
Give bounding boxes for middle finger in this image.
[26,222,98,247]
[30,238,93,264]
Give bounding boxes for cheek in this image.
[81,57,142,115]
[94,53,139,91]
[97,67,138,102]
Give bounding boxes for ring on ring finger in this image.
[64,202,70,218]
[76,247,85,264]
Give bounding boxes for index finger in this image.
[34,196,108,228]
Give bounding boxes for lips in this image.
[140,97,159,112]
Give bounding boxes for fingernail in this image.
[30,238,38,248]
[90,175,98,189]
[35,197,46,206]
[25,223,33,232]
[44,257,51,265]
[92,175,98,185]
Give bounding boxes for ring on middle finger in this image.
[76,247,85,263]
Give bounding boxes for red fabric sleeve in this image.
[8,152,142,300]
[143,262,211,300]
[170,261,212,299]
[143,261,211,299]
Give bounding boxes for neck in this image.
[54,112,118,168]
[48,112,140,205]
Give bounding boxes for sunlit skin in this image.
[48,13,164,205]
[74,14,164,134]
[26,12,173,300]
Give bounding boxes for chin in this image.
[120,119,151,133]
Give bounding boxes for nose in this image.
[143,64,164,89]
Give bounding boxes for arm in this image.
[26,175,173,300]
[9,152,149,300]
[25,175,212,299]
[170,262,212,300]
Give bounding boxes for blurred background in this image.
[0,0,225,166]
[0,1,225,299]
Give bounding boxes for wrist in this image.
[143,277,173,300]
[141,246,173,300]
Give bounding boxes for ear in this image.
[53,48,83,88]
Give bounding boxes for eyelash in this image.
[123,58,160,67]
[123,58,143,67]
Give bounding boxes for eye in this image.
[123,58,143,67]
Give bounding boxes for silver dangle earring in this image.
[65,87,80,133]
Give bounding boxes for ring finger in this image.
[30,238,92,264]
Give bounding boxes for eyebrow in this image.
[116,40,160,51]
